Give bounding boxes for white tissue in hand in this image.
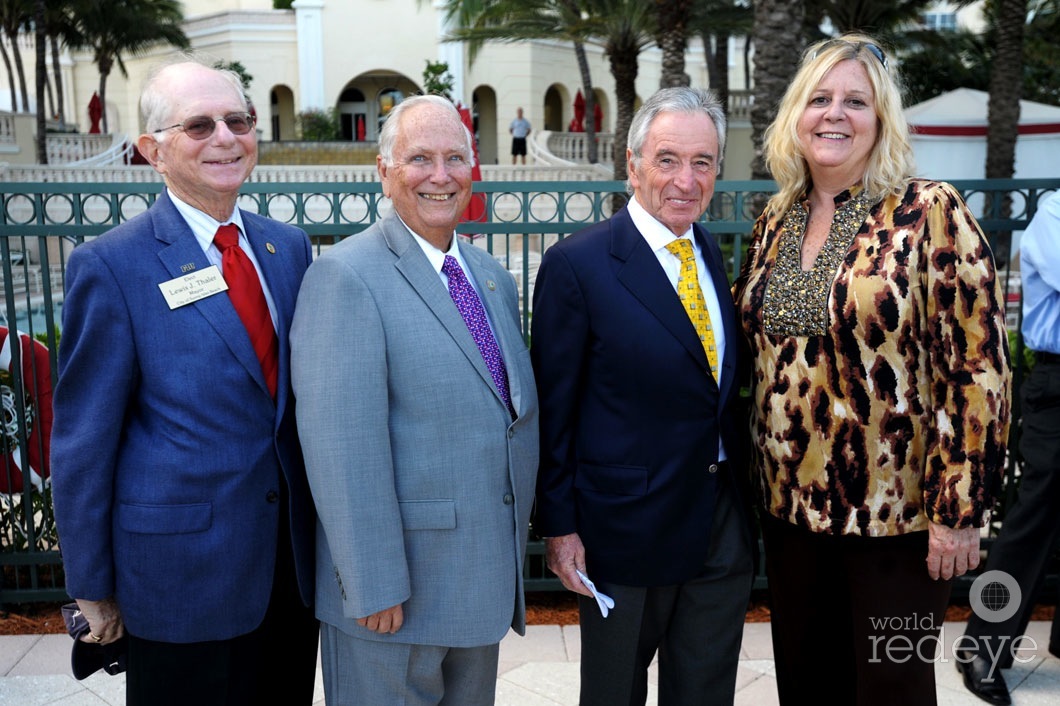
[576,569,615,618]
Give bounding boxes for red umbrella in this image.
[88,92,102,134]
[571,90,585,132]
[456,103,487,228]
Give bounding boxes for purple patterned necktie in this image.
[442,255,514,416]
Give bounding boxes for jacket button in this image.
[503,493,514,505]
[507,428,514,439]
[266,490,279,502]
[707,464,719,474]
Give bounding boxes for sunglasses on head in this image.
[814,39,888,69]
[155,112,256,140]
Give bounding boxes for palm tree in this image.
[591,0,656,182]
[70,0,188,133]
[655,0,693,88]
[42,0,79,131]
[804,0,937,36]
[33,0,44,161]
[898,28,989,106]
[435,0,598,162]
[691,0,753,123]
[986,0,1028,181]
[439,0,656,181]
[0,0,32,112]
[750,0,805,182]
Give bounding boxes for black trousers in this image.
[577,474,754,706]
[762,514,952,706]
[963,357,1060,667]
[126,512,319,706]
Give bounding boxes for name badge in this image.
[158,265,228,309]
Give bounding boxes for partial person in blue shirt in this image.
[956,189,1060,706]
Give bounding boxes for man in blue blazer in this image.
[532,87,754,705]
[291,95,538,705]
[50,61,318,705]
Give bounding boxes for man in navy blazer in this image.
[531,87,754,705]
[50,60,318,705]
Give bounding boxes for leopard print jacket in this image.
[735,179,1012,536]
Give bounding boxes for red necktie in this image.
[214,224,278,398]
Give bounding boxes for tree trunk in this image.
[9,27,29,112]
[98,56,111,133]
[0,38,16,111]
[656,0,691,88]
[750,0,805,184]
[574,41,599,164]
[703,31,732,178]
[50,34,64,130]
[34,0,46,163]
[985,0,1026,180]
[985,0,1027,266]
[706,32,732,121]
[608,43,639,187]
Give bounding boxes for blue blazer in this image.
[51,191,315,643]
[531,206,748,586]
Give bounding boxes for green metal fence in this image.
[1,178,1057,603]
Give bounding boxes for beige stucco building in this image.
[2,0,983,177]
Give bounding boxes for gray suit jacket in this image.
[291,213,538,648]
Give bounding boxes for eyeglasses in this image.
[814,39,888,69]
[155,112,256,140]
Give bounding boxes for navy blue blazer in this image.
[51,191,315,643]
[531,206,747,587]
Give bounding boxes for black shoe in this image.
[955,647,1011,705]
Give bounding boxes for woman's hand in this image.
[926,523,980,580]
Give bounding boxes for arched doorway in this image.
[335,72,420,142]
[471,86,497,166]
[543,84,568,132]
[338,86,368,141]
[269,85,296,141]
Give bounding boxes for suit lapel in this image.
[612,209,713,374]
[151,194,271,400]
[460,242,526,415]
[243,212,297,409]
[385,219,502,404]
[693,224,738,403]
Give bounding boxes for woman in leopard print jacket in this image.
[734,33,1012,706]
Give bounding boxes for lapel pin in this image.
[266,242,276,254]
[486,280,496,291]
[180,263,196,272]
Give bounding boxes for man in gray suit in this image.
[291,94,538,705]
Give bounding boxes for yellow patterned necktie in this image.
[665,239,719,380]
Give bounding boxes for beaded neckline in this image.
[762,189,875,337]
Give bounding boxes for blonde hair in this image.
[763,33,915,217]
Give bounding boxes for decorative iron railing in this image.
[0,178,1057,602]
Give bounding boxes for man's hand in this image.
[357,604,404,634]
[545,533,594,597]
[926,523,980,580]
[76,597,124,645]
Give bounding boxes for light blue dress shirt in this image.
[1019,190,1060,355]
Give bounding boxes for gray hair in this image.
[627,86,727,181]
[378,94,475,167]
[140,54,248,138]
